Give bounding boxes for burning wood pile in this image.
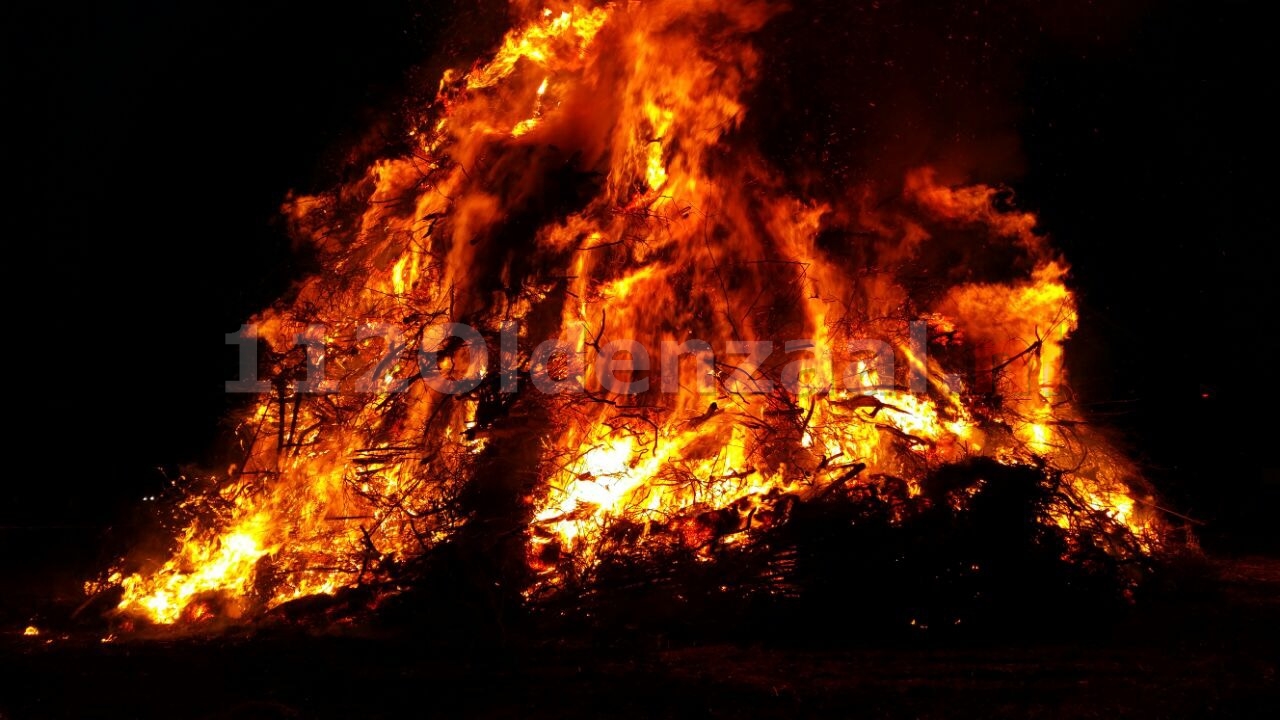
[87,0,1171,633]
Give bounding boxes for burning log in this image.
[828,394,909,417]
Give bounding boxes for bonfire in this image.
[91,0,1170,630]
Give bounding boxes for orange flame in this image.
[110,1,1163,625]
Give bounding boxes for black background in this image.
[6,0,1275,575]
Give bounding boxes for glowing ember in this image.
[106,0,1164,626]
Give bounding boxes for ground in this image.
[1,556,1276,718]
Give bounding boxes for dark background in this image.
[5,0,1275,599]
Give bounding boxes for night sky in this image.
[8,0,1275,567]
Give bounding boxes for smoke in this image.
[744,0,1151,194]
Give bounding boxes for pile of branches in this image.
[522,457,1156,644]
[273,453,1164,646]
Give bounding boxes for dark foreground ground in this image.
[1,556,1276,719]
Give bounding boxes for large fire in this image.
[103,0,1163,626]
